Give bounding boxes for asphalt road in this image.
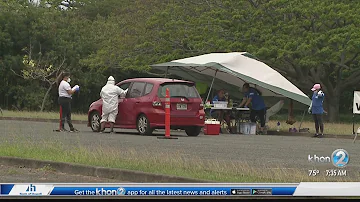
[1,120,360,176]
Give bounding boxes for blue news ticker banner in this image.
[0,184,297,196]
[50,187,296,196]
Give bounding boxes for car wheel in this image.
[137,114,153,136]
[185,126,202,136]
[90,111,101,132]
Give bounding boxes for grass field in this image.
[1,110,358,135]
[266,121,356,136]
[1,110,88,121]
[0,139,357,183]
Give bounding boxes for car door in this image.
[116,82,132,126]
[137,82,155,117]
[123,82,146,125]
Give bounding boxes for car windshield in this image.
[158,83,200,98]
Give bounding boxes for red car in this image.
[88,78,205,136]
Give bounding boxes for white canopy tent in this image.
[151,52,311,107]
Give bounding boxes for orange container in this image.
[204,120,221,135]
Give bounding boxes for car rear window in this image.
[158,83,200,98]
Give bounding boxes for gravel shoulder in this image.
[0,164,123,183]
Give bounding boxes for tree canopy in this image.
[0,0,359,121]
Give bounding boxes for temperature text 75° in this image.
[308,169,320,176]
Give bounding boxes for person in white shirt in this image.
[100,76,128,133]
[58,72,80,132]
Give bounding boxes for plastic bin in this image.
[213,101,228,108]
[204,119,221,135]
[239,122,257,135]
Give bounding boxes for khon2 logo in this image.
[94,187,126,195]
[117,188,126,195]
[308,149,350,168]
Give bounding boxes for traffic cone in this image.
[158,88,178,139]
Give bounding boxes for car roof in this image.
[119,78,194,85]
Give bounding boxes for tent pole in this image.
[353,113,355,135]
[353,113,358,143]
[205,70,217,103]
[298,109,306,131]
[352,92,357,142]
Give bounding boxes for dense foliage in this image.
[0,0,359,122]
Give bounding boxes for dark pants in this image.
[250,109,266,127]
[312,114,324,134]
[58,97,74,130]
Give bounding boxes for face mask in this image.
[67,78,71,83]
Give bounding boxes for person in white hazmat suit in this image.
[100,76,128,133]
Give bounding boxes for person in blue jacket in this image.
[239,83,267,135]
[308,83,325,138]
[211,89,231,130]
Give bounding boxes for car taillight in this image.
[199,103,204,110]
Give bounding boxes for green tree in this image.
[80,0,169,72]
[244,0,360,121]
[7,4,68,111]
[144,0,360,121]
[2,0,359,120]
[0,1,35,109]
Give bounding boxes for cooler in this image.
[204,119,221,135]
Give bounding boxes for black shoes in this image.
[256,131,264,135]
[59,128,79,132]
[313,134,324,138]
[70,128,80,133]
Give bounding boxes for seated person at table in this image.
[211,89,231,128]
[224,92,229,102]
[239,83,267,135]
